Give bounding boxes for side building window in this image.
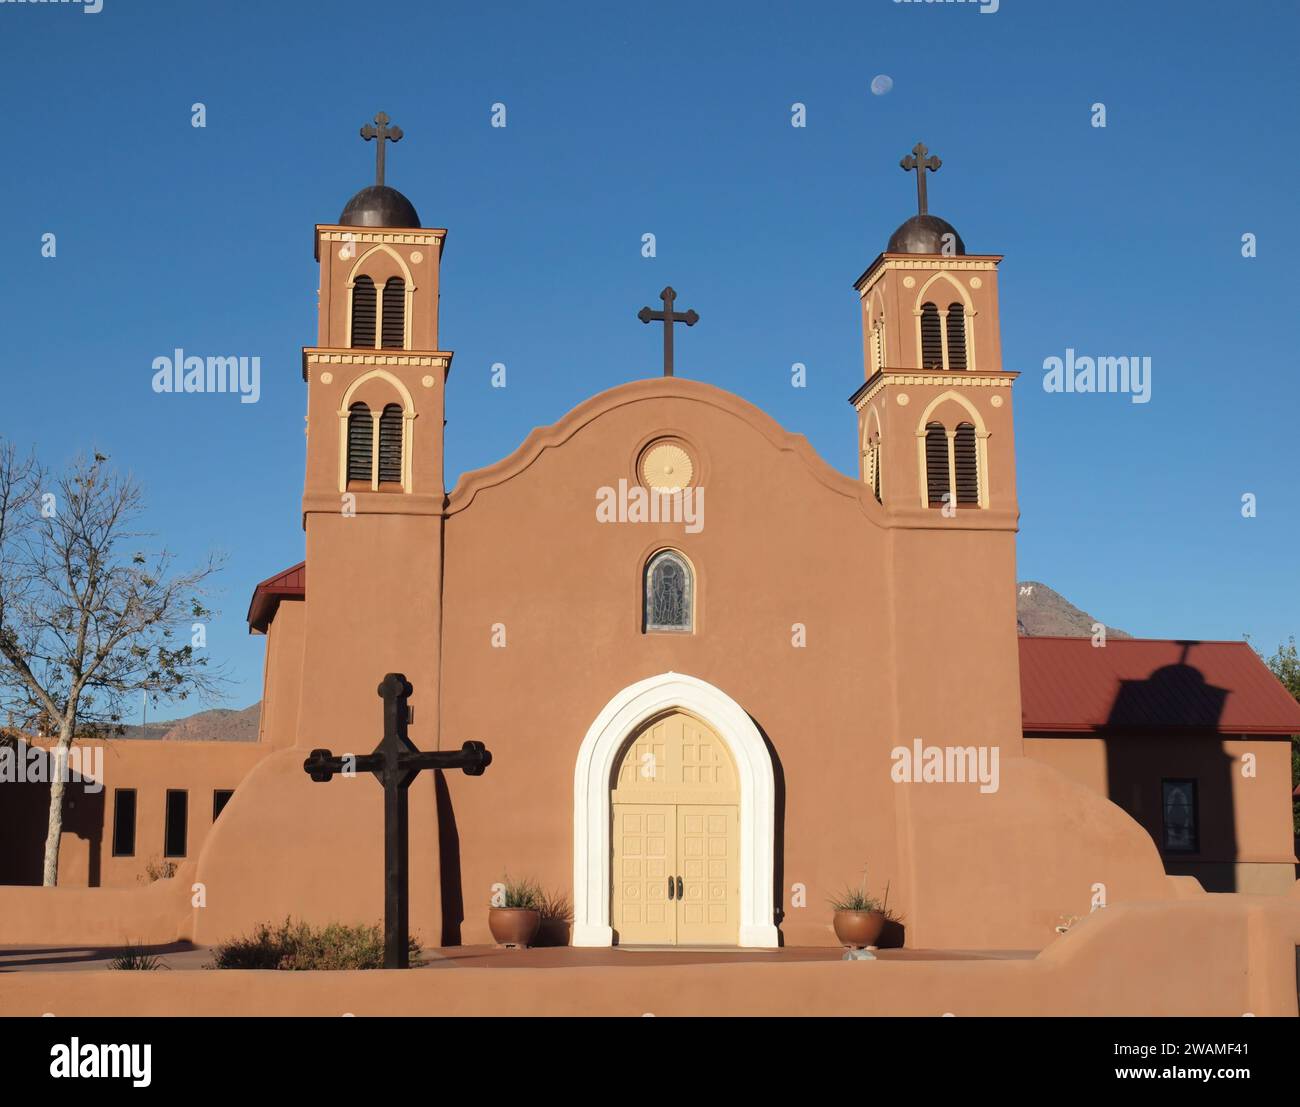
[212,789,234,822]
[1161,779,1198,853]
[164,789,188,859]
[112,788,137,857]
[644,550,693,633]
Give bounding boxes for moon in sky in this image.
[870,74,894,96]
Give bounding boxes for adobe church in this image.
[4,121,1298,958]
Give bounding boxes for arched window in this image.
[924,422,950,508]
[920,302,943,369]
[644,550,693,633]
[381,278,406,349]
[871,321,885,376]
[378,404,403,484]
[864,429,882,504]
[351,276,377,348]
[346,403,373,483]
[954,422,979,505]
[946,303,967,371]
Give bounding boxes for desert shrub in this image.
[209,918,421,970]
[496,875,542,910]
[110,944,165,970]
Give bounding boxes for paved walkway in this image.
[0,942,1036,973]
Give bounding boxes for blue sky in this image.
[2,0,1297,715]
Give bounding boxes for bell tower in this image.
[849,142,1025,792]
[850,142,1017,526]
[296,114,452,757]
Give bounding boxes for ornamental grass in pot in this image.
[488,876,543,949]
[829,870,895,951]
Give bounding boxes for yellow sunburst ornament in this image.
[641,443,694,491]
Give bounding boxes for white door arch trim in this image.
[572,671,779,947]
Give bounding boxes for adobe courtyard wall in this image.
[3,894,1297,1017]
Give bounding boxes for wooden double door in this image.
[610,712,740,946]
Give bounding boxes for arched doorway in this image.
[572,672,778,948]
[611,711,740,945]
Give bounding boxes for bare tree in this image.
[0,442,224,885]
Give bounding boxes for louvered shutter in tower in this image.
[378,404,403,484]
[381,278,405,349]
[351,276,376,348]
[347,403,373,483]
[925,422,950,507]
[946,303,967,371]
[920,303,943,369]
[955,422,979,505]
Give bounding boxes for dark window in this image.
[954,423,979,506]
[351,275,377,347]
[381,278,405,348]
[378,404,403,484]
[164,790,188,858]
[1161,779,1198,853]
[347,403,373,483]
[111,789,137,857]
[212,789,234,822]
[644,550,692,632]
[946,303,967,370]
[925,422,950,508]
[920,302,943,369]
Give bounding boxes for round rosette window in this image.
[639,441,694,492]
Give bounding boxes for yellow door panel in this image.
[611,803,676,945]
[676,804,739,946]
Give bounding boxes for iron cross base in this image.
[303,673,492,969]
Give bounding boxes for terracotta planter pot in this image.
[488,907,541,949]
[833,909,886,950]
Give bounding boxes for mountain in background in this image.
[1015,581,1131,639]
[117,703,260,743]
[113,583,1128,740]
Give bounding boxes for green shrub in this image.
[828,866,898,918]
[496,875,543,910]
[209,918,421,970]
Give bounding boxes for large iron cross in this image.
[360,112,404,187]
[900,142,942,216]
[638,286,699,377]
[303,673,492,968]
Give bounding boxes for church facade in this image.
[4,132,1298,960]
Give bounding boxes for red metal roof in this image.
[246,561,305,634]
[1019,636,1300,736]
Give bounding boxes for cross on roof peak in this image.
[899,141,942,216]
[360,111,404,187]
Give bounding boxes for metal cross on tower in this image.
[900,142,942,216]
[360,112,404,187]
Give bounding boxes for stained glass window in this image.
[644,550,692,633]
[1161,779,1198,853]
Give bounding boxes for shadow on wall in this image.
[0,743,105,887]
[1102,642,1236,891]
